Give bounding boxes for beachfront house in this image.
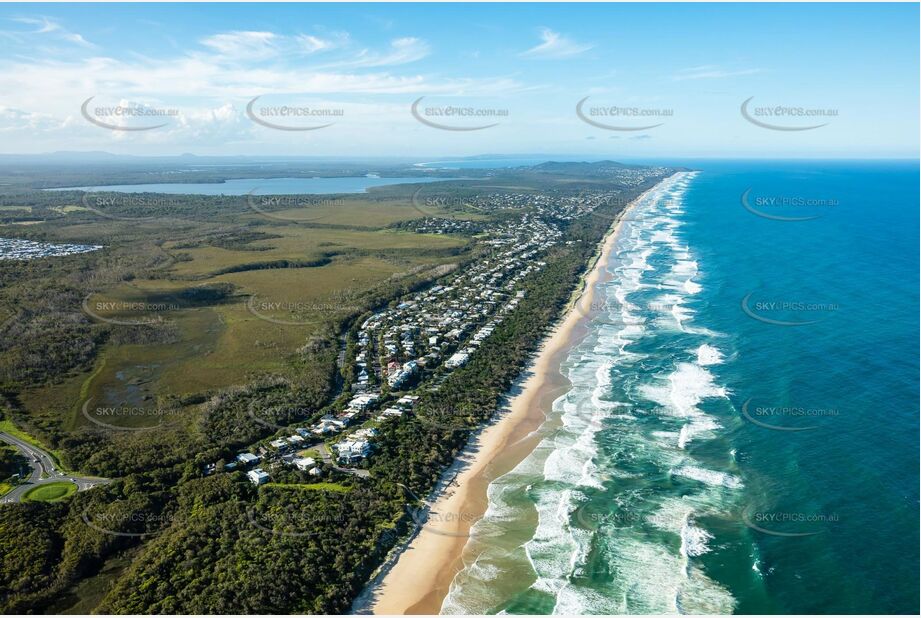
[269,438,289,451]
[287,435,305,447]
[446,351,470,369]
[378,407,404,420]
[335,439,372,464]
[236,453,260,467]
[247,468,270,485]
[293,457,316,471]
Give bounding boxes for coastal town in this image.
[207,174,674,485]
[1,165,672,495]
[212,206,565,483]
[0,0,911,612]
[0,158,681,615]
[0,237,102,260]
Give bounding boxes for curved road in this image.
[1,432,109,504]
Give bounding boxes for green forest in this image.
[0,162,673,613]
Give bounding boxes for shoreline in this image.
[359,180,664,615]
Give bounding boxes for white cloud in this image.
[332,37,430,69]
[192,30,426,69]
[0,32,520,110]
[672,65,761,80]
[199,30,278,60]
[296,32,349,54]
[4,16,94,48]
[520,28,592,59]
[0,105,67,132]
[298,34,334,53]
[0,25,524,152]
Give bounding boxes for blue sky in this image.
[0,2,917,158]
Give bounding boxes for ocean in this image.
[441,161,919,614]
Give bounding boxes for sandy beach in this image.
[359,184,656,615]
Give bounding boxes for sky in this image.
[0,2,918,159]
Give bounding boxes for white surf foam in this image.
[695,343,724,366]
[672,465,742,489]
[681,519,714,558]
[640,362,727,419]
[440,170,740,615]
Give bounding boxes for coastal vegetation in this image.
[0,160,674,613]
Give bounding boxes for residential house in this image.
[247,468,270,485]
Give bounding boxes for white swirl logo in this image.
[82,508,180,537]
[742,506,834,537]
[247,404,313,431]
[80,193,165,222]
[244,495,352,538]
[740,97,835,132]
[244,189,337,223]
[740,398,822,432]
[81,397,181,432]
[740,188,833,222]
[245,95,340,131]
[409,185,487,219]
[398,483,495,539]
[245,295,358,326]
[575,96,670,131]
[80,96,175,132]
[82,294,174,326]
[410,97,505,131]
[740,291,837,327]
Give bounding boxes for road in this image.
[0,431,109,504]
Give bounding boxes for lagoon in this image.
[47,176,453,196]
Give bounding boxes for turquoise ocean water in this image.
[441,161,919,614]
